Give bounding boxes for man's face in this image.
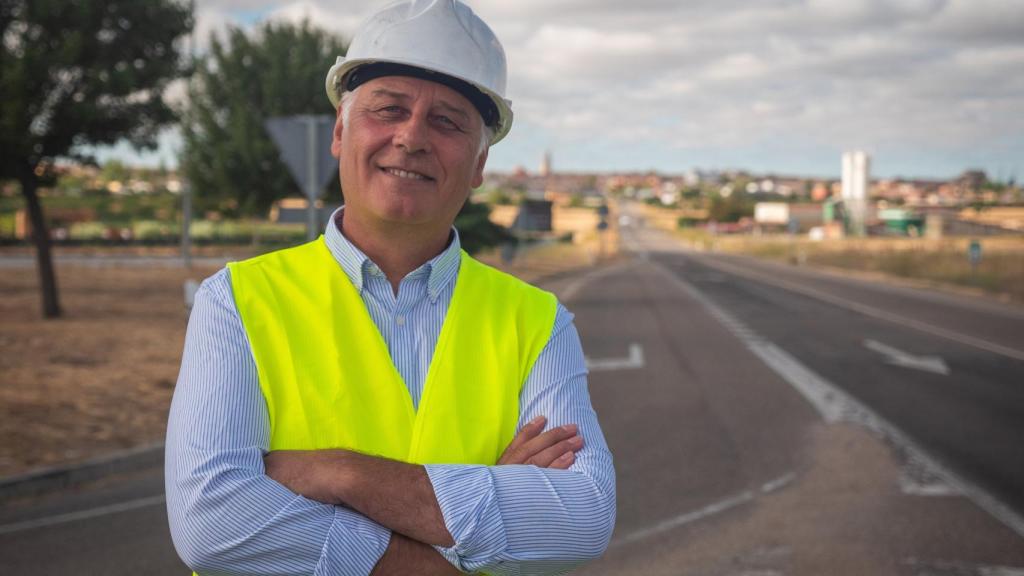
[331,75,488,234]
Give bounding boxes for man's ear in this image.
[471,147,488,189]
[330,105,344,159]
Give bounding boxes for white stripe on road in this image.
[586,343,645,372]
[611,473,796,548]
[863,338,951,376]
[649,259,1024,538]
[693,255,1024,363]
[0,494,165,535]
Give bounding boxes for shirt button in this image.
[396,315,406,326]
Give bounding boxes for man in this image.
[165,1,615,574]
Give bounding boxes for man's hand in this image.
[498,416,583,469]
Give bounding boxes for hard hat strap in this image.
[345,62,500,129]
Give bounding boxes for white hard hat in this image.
[325,0,513,144]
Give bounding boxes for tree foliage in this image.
[0,0,192,317]
[708,191,755,223]
[456,199,513,254]
[181,20,346,217]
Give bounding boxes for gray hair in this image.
[340,86,494,156]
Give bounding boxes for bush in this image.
[133,220,176,241]
[68,222,108,241]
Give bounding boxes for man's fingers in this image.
[497,415,546,465]
[548,451,575,470]
[525,434,583,468]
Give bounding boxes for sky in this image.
[97,0,1024,180]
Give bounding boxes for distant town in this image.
[1,151,1022,244]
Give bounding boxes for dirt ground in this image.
[0,263,220,477]
[0,238,612,478]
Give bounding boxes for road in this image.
[2,215,1023,575]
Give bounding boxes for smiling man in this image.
[165,1,615,575]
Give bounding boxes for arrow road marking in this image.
[863,339,950,376]
[586,343,645,372]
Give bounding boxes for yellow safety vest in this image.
[227,236,558,465]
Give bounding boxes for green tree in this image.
[181,20,346,217]
[455,199,513,254]
[0,0,192,318]
[708,192,754,222]
[100,159,130,183]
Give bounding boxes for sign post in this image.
[264,115,338,241]
[968,239,982,272]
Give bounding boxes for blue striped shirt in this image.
[165,208,616,575]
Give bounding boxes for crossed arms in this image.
[165,271,616,575]
[263,417,585,574]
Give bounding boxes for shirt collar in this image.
[323,206,462,302]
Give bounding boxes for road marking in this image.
[903,558,1024,576]
[864,339,951,375]
[560,260,638,303]
[586,343,645,372]
[761,472,796,494]
[0,494,166,535]
[610,473,796,548]
[693,254,1024,363]
[648,259,1024,538]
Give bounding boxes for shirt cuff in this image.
[426,464,508,571]
[314,506,392,576]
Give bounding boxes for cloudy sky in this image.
[103,0,1024,180]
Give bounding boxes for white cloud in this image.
[131,0,1024,176]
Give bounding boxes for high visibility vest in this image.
[227,236,558,465]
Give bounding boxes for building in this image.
[841,151,870,236]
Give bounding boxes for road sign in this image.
[264,115,337,196]
[968,239,982,270]
[264,115,338,240]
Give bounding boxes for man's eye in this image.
[376,106,405,118]
[434,115,462,131]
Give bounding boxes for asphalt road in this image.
[2,217,1023,575]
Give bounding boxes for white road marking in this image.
[611,490,754,548]
[761,472,796,494]
[586,343,645,372]
[695,254,1024,363]
[0,494,166,535]
[560,260,639,303]
[648,259,1024,538]
[610,472,796,548]
[863,339,951,376]
[903,558,1024,576]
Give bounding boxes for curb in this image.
[0,442,165,504]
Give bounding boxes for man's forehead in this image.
[362,77,476,119]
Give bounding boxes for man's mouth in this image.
[381,167,434,181]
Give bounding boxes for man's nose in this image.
[393,114,431,154]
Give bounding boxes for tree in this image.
[181,20,346,217]
[0,0,192,318]
[455,199,513,254]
